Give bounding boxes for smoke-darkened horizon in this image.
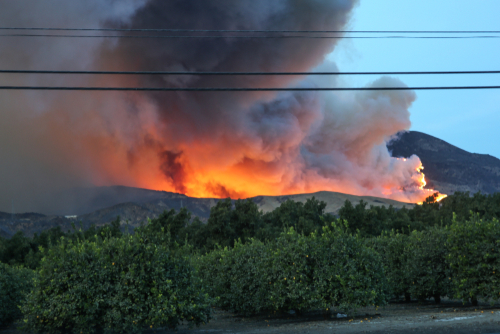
[0,0,443,214]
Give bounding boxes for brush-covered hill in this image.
[387,131,500,195]
[0,187,413,237]
[3,131,500,238]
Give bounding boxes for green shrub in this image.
[193,240,270,315]
[264,229,320,313]
[368,232,412,301]
[0,263,35,327]
[406,227,452,303]
[313,223,388,312]
[194,230,321,315]
[447,214,500,305]
[196,223,387,315]
[21,233,213,334]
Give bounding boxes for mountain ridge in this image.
[388,131,500,195]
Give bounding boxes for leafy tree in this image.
[178,216,206,249]
[200,198,236,250]
[0,218,124,269]
[81,217,123,241]
[232,199,264,241]
[409,193,442,227]
[259,197,332,240]
[0,231,31,266]
[193,198,263,251]
[137,208,191,247]
[339,200,414,236]
[338,200,368,233]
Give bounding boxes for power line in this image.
[1,34,500,39]
[2,70,500,76]
[1,86,500,91]
[1,27,500,34]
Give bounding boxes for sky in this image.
[330,0,500,159]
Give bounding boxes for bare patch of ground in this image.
[3,300,500,334]
[168,299,500,334]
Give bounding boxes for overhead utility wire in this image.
[2,70,500,76]
[1,34,500,39]
[1,27,500,34]
[1,86,500,91]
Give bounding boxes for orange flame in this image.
[121,153,447,205]
[415,162,448,204]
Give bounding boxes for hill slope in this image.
[0,187,413,237]
[387,131,500,195]
[3,131,499,237]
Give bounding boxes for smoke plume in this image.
[0,0,438,214]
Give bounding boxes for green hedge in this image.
[262,228,319,313]
[367,232,412,301]
[195,223,388,315]
[447,214,500,305]
[194,240,271,315]
[369,227,453,303]
[406,227,452,303]
[313,224,387,311]
[369,221,500,304]
[20,233,213,334]
[0,263,35,327]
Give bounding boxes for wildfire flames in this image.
[415,163,448,204]
[111,151,447,204]
[389,158,447,204]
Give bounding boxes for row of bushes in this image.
[193,223,387,316]
[369,214,500,305]
[193,214,500,317]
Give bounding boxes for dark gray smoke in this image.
[0,0,437,214]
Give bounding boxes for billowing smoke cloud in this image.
[0,0,438,214]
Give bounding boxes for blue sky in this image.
[329,0,500,158]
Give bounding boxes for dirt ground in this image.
[3,300,500,334]
[169,299,500,334]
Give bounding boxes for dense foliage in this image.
[0,190,498,331]
[339,192,500,237]
[406,227,452,303]
[0,263,35,327]
[0,218,122,269]
[367,232,412,301]
[3,191,500,268]
[447,214,500,305]
[20,231,212,334]
[195,224,388,315]
[311,223,387,311]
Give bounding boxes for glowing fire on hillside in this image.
[119,155,447,205]
[415,163,448,204]
[395,158,447,204]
